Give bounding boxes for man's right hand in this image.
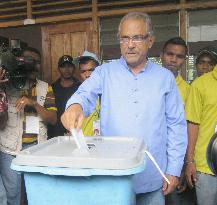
[0,67,8,83]
[177,170,187,193]
[185,163,197,188]
[61,104,85,131]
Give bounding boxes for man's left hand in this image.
[162,174,179,195]
[15,96,36,112]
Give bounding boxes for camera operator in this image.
[0,67,8,205]
[0,47,57,205]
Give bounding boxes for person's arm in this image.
[61,104,85,131]
[0,90,8,130]
[32,101,57,125]
[184,79,202,188]
[15,96,57,125]
[0,68,8,129]
[185,121,199,187]
[0,111,8,130]
[163,75,188,195]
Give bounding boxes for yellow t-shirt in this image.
[185,65,217,175]
[82,99,100,136]
[176,74,190,105]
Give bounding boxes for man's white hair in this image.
[118,12,154,37]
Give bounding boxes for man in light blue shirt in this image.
[61,12,187,205]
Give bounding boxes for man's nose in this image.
[170,54,178,63]
[203,62,211,69]
[128,39,136,48]
[85,71,91,77]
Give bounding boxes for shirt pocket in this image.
[7,105,18,127]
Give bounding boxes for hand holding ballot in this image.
[61,103,85,131]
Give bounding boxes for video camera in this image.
[207,132,217,175]
[0,39,39,89]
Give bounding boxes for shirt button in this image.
[134,101,138,104]
[134,89,138,92]
[134,78,138,80]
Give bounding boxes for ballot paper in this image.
[71,129,89,154]
[26,116,39,134]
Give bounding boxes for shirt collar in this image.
[176,74,183,86]
[119,56,150,74]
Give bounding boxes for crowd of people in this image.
[0,11,217,205]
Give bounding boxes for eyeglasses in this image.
[119,33,150,44]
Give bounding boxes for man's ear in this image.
[148,35,155,49]
[160,52,163,59]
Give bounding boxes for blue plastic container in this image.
[11,136,146,205]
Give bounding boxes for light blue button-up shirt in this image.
[66,57,187,193]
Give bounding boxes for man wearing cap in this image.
[78,51,100,136]
[185,59,217,205]
[47,55,80,138]
[195,46,217,77]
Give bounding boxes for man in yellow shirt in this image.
[78,51,100,136]
[185,65,217,205]
[161,37,189,105]
[161,37,194,205]
[195,46,217,77]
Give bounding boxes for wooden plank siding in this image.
[41,21,93,83]
[0,1,216,27]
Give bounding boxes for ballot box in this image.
[11,136,146,205]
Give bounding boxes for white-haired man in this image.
[61,12,187,205]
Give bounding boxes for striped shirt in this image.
[22,84,57,143]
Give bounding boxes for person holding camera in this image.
[0,47,57,205]
[0,67,8,205]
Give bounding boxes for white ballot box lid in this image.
[12,136,146,171]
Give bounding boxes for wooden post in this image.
[27,0,32,19]
[92,0,100,58]
[179,0,187,41]
[179,0,187,80]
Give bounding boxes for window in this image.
[187,9,217,82]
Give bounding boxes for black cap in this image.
[58,55,74,67]
[196,46,217,65]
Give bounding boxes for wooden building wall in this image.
[0,0,216,82]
